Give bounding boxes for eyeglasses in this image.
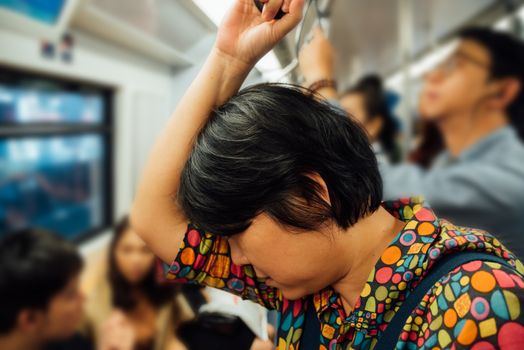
[433,51,490,76]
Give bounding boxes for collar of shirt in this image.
[434,126,516,167]
[312,196,441,341]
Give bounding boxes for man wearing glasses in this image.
[299,27,524,259]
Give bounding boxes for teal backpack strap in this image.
[299,251,515,350]
[301,296,320,350]
[375,251,513,349]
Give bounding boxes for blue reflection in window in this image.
[0,134,107,239]
[0,84,104,124]
[0,0,65,25]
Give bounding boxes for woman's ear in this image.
[307,173,331,205]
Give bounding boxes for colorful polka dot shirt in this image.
[162,197,524,349]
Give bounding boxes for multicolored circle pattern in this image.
[160,198,524,349]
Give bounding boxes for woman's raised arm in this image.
[130,0,304,263]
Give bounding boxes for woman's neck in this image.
[127,288,155,315]
[331,207,406,315]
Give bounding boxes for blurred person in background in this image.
[0,229,89,350]
[340,74,402,164]
[299,26,524,259]
[83,216,193,350]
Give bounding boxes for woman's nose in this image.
[228,238,249,266]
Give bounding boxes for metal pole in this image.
[398,0,414,158]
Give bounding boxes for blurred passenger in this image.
[299,26,524,258]
[0,229,89,350]
[83,217,192,350]
[340,75,402,163]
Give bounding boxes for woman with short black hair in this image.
[132,1,524,349]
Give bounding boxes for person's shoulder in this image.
[429,255,524,301]
[450,258,524,295]
[83,270,112,329]
[436,221,519,256]
[492,127,524,163]
[424,258,524,348]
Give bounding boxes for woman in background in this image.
[84,217,193,350]
[339,75,402,164]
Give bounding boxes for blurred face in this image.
[340,93,368,124]
[419,40,492,121]
[115,228,155,284]
[227,213,348,300]
[340,93,382,141]
[40,276,85,341]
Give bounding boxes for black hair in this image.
[179,83,382,236]
[459,27,524,141]
[108,216,179,311]
[344,75,401,163]
[0,229,83,334]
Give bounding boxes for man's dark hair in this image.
[459,27,524,140]
[0,229,83,333]
[179,83,382,236]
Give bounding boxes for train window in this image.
[0,68,113,242]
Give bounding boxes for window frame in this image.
[0,66,114,243]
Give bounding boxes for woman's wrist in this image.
[308,79,336,93]
[209,47,255,80]
[304,74,337,100]
[205,48,254,106]
[315,86,338,100]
